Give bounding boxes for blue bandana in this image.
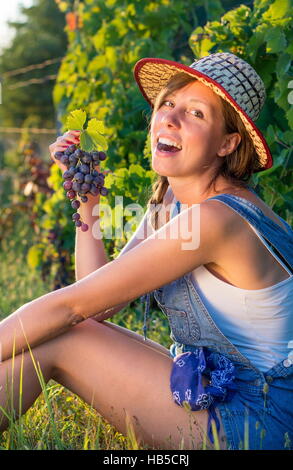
[170,347,237,445]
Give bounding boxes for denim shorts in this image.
[169,344,293,450]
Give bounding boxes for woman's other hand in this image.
[49,130,81,173]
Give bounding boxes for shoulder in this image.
[200,198,240,231]
[198,199,242,254]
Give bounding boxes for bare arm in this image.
[74,197,109,278]
[48,130,109,281]
[0,201,232,361]
[48,130,152,320]
[87,204,155,321]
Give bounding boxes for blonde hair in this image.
[146,73,261,230]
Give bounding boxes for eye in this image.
[189,109,204,118]
[161,100,174,108]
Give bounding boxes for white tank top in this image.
[170,195,293,373]
[191,223,293,373]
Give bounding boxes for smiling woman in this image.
[0,52,292,451]
[147,73,260,231]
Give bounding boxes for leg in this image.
[0,319,227,449]
[51,319,227,449]
[0,339,57,432]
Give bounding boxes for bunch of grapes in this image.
[54,144,109,232]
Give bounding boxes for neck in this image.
[168,175,247,206]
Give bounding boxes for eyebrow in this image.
[189,98,211,107]
[167,94,214,110]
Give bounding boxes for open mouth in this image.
[156,137,182,155]
[157,142,181,153]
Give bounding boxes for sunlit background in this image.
[0,0,33,51]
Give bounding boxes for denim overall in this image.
[141,191,293,450]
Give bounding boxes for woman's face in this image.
[150,80,230,179]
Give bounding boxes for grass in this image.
[0,217,54,319]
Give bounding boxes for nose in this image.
[161,107,181,128]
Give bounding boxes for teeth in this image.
[158,137,182,150]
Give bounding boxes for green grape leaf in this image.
[89,132,109,150]
[79,118,108,151]
[80,130,94,152]
[66,109,87,131]
[87,118,106,135]
[265,28,287,54]
[263,0,291,20]
[86,118,108,150]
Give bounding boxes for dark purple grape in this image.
[72,181,81,192]
[74,172,84,183]
[69,155,78,165]
[72,212,80,221]
[66,190,76,199]
[74,149,83,159]
[98,151,107,161]
[68,167,76,177]
[71,200,80,210]
[83,153,92,163]
[94,175,104,186]
[80,164,90,175]
[61,155,69,165]
[80,196,88,203]
[84,174,93,184]
[100,187,108,196]
[75,220,82,227]
[92,152,100,161]
[54,151,64,160]
[63,180,72,190]
[81,223,89,232]
[90,186,99,196]
[92,169,99,177]
[81,183,91,192]
[62,170,72,179]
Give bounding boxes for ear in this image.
[217,132,241,157]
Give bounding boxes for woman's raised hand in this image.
[49,130,81,173]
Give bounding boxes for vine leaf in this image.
[66,109,87,131]
[87,118,105,135]
[79,118,108,151]
[86,118,108,151]
[66,111,108,152]
[79,131,93,152]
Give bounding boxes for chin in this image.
[151,159,177,178]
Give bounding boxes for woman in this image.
[0,52,292,450]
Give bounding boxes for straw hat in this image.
[134,52,273,172]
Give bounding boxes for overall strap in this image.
[205,193,293,273]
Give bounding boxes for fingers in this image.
[49,130,81,158]
[56,131,80,145]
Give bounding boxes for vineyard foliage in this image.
[189,0,293,217]
[0,0,67,128]
[28,0,292,283]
